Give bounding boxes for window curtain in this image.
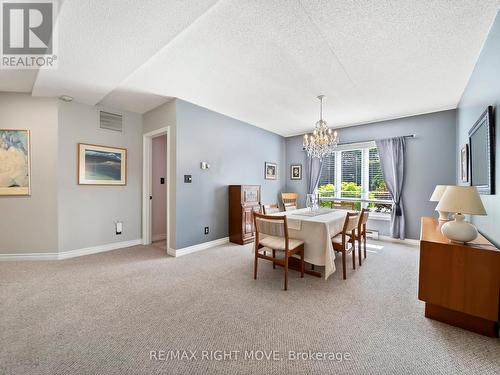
[306,156,323,194]
[375,137,406,239]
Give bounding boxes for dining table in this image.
[269,207,349,279]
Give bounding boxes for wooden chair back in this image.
[281,192,298,208]
[343,212,360,234]
[331,201,355,210]
[253,212,290,249]
[263,204,280,214]
[358,208,370,231]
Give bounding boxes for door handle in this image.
[150,196,153,200]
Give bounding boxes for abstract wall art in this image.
[0,129,31,196]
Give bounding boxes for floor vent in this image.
[99,110,123,132]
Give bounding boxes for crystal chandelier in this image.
[303,95,338,159]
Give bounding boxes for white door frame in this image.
[142,126,171,251]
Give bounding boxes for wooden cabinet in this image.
[229,185,261,245]
[418,217,500,337]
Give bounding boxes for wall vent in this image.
[99,110,123,132]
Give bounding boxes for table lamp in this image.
[429,185,450,221]
[436,186,487,243]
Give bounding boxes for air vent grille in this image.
[99,110,123,132]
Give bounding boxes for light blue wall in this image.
[285,110,457,240]
[456,12,500,247]
[174,99,286,249]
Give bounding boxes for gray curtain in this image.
[375,137,406,239]
[306,156,323,194]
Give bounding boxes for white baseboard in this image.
[0,239,142,261]
[58,239,142,260]
[0,252,59,261]
[152,233,166,242]
[168,237,229,257]
[378,235,420,246]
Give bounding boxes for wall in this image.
[285,109,457,239]
[152,134,167,241]
[58,102,142,251]
[456,12,500,247]
[174,99,286,249]
[0,94,59,253]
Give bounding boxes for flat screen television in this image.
[468,106,495,195]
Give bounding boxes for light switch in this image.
[116,221,123,235]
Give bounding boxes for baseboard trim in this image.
[378,235,420,246]
[58,239,142,260]
[0,252,59,261]
[152,234,166,242]
[0,239,142,261]
[168,237,230,257]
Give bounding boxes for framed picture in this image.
[78,143,127,185]
[264,162,277,180]
[290,164,302,180]
[461,144,469,183]
[468,106,495,194]
[0,129,31,196]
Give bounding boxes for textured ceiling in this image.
[31,0,218,104]
[6,0,500,135]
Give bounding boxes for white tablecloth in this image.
[270,208,348,279]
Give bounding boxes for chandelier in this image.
[303,95,338,159]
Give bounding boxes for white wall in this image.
[58,102,143,251]
[0,93,59,254]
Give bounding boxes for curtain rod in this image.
[337,134,415,147]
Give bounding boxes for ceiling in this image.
[3,0,499,136]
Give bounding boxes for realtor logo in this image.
[1,0,57,69]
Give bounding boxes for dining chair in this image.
[281,192,298,210]
[331,212,359,280]
[253,212,304,290]
[331,201,355,210]
[350,208,370,266]
[263,204,280,214]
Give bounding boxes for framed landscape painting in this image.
[265,162,277,180]
[0,129,31,196]
[78,143,127,185]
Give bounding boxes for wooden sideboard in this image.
[228,185,261,245]
[418,216,500,337]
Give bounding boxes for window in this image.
[340,150,362,200]
[368,148,392,213]
[317,143,392,214]
[318,154,336,205]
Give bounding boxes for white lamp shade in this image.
[436,186,487,215]
[430,185,449,202]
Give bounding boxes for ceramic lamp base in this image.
[437,210,450,221]
[441,213,478,244]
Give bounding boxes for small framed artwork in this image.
[461,144,469,183]
[265,162,277,180]
[78,143,127,185]
[290,164,302,180]
[0,129,31,196]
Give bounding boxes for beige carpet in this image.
[1,240,499,374]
